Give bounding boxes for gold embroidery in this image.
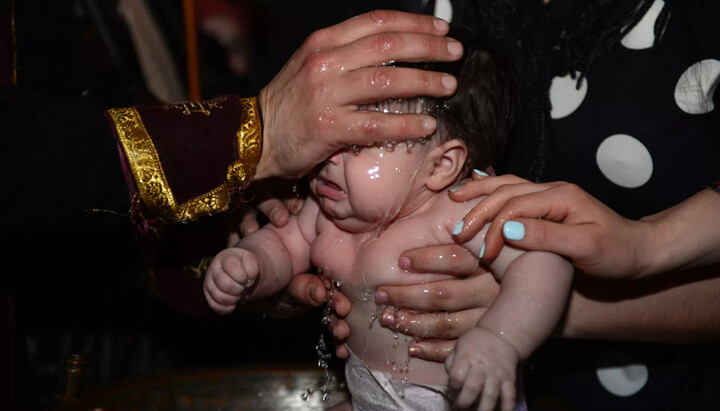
[107,107,231,222]
[163,98,225,116]
[227,97,263,190]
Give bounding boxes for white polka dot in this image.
[596,134,653,188]
[433,0,453,23]
[674,59,720,114]
[621,0,665,50]
[596,364,649,397]
[549,72,588,119]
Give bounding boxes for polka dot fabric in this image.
[527,2,720,409]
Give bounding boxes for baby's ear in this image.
[426,139,467,191]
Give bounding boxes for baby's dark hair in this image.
[431,25,515,176]
[380,25,515,177]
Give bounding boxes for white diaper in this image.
[344,350,528,411]
[344,350,452,411]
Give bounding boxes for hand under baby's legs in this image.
[203,247,260,314]
[445,327,518,411]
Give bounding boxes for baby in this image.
[204,29,573,411]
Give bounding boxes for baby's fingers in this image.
[454,364,485,409]
[478,377,500,411]
[500,381,517,411]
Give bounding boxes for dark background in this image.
[2,1,424,408]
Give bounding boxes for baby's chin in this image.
[329,208,401,233]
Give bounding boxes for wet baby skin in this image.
[204,139,574,410]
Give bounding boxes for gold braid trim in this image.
[107,107,231,222]
[227,97,263,190]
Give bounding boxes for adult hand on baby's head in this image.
[377,245,499,362]
[255,10,462,180]
[449,173,653,280]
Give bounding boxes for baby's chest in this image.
[310,219,452,289]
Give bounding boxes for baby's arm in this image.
[446,235,573,411]
[203,197,320,314]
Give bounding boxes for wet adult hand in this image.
[377,245,499,362]
[449,174,654,279]
[255,10,462,179]
[231,179,305,240]
[281,273,352,358]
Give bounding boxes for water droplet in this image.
[405,140,414,152]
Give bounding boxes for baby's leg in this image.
[203,247,260,313]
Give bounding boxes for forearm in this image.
[639,189,720,277]
[560,264,720,343]
[483,252,574,359]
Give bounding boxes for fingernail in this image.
[310,284,320,304]
[447,40,463,56]
[398,256,411,270]
[409,345,421,357]
[473,169,489,177]
[441,74,457,90]
[448,182,465,192]
[433,18,449,32]
[423,118,436,130]
[503,220,525,240]
[375,289,389,304]
[270,208,281,223]
[478,242,485,259]
[452,221,463,235]
[381,310,396,326]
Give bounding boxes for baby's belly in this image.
[342,284,449,387]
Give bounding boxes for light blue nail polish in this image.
[503,221,525,240]
[448,182,465,192]
[452,221,463,235]
[479,243,485,259]
[473,169,489,177]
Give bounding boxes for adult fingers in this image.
[285,197,304,215]
[305,10,450,50]
[451,180,560,243]
[332,31,462,71]
[377,273,498,312]
[286,273,327,307]
[478,183,598,262]
[382,307,485,339]
[329,316,351,341]
[397,244,480,276]
[337,66,457,105]
[333,111,437,146]
[410,339,456,362]
[256,197,290,228]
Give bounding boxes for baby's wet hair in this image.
[389,25,516,177]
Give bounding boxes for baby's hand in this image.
[445,327,518,411]
[203,248,260,314]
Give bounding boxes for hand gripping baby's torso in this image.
[309,192,475,386]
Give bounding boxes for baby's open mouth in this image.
[316,177,346,199]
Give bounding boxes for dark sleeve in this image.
[105,95,262,228]
[0,85,130,231]
[0,85,135,291]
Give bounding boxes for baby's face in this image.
[309,141,434,231]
